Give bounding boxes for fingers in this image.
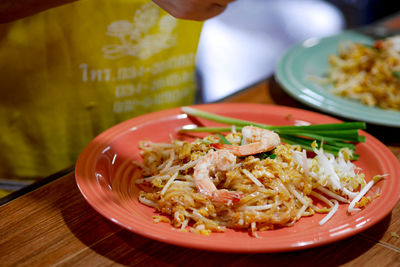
[152,0,233,21]
[200,3,227,20]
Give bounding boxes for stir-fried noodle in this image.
[321,35,400,110]
[135,127,382,237]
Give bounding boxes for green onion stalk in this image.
[180,106,366,160]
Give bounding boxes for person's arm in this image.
[153,0,236,21]
[0,0,78,23]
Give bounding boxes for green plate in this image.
[276,30,400,127]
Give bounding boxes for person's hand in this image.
[152,0,236,21]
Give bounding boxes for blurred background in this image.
[195,0,400,103]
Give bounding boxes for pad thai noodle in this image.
[135,126,382,237]
[322,35,400,110]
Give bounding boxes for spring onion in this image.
[180,106,366,159]
[216,133,232,145]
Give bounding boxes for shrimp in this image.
[193,150,242,204]
[211,126,280,156]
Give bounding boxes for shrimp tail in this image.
[210,143,266,157]
[210,143,236,151]
[212,190,243,204]
[211,143,252,156]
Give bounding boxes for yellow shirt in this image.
[0,0,202,181]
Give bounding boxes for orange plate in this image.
[75,103,400,253]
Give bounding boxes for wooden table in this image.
[1,18,400,267]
